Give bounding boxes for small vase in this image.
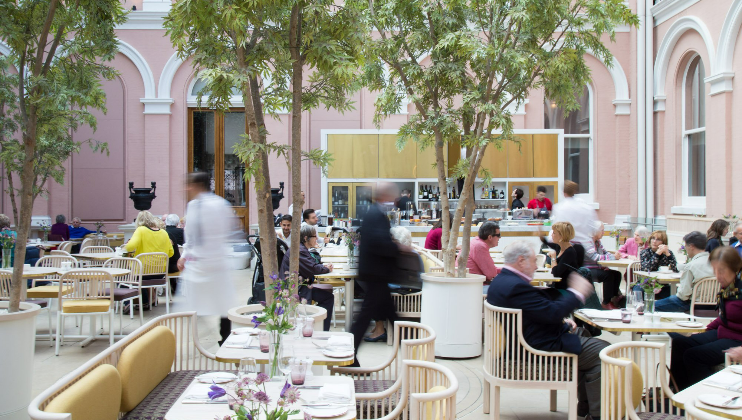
[2,249,11,269]
[347,247,356,267]
[644,292,655,314]
[268,331,285,378]
[42,231,48,243]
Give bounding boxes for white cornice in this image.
[141,98,174,114]
[651,0,701,27]
[117,11,167,30]
[654,95,667,112]
[705,72,735,96]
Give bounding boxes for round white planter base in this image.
[420,272,484,358]
[0,301,41,420]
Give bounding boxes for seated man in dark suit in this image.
[487,240,608,420]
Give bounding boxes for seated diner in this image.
[654,231,713,312]
[457,221,500,293]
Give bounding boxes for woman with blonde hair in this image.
[541,221,585,291]
[123,210,175,312]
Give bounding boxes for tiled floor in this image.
[29,265,634,419]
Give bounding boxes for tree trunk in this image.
[434,130,455,273]
[8,130,36,313]
[288,4,304,276]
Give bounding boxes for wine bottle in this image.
[494,188,499,199]
[500,189,505,199]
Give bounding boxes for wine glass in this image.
[278,346,293,381]
[632,290,644,314]
[238,357,257,381]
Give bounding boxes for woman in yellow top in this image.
[124,211,174,312]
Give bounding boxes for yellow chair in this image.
[27,255,78,299]
[55,269,114,356]
[43,364,121,420]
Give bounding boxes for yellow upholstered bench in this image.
[118,325,177,412]
[44,364,121,420]
[27,285,72,299]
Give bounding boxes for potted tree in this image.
[165,0,367,296]
[0,1,126,418]
[359,0,637,357]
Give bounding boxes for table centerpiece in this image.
[207,374,302,420]
[632,274,662,314]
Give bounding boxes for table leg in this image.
[344,278,354,332]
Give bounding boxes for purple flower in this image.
[275,306,285,316]
[259,301,267,307]
[283,386,300,404]
[255,372,270,385]
[304,412,313,420]
[208,383,226,400]
[280,381,291,398]
[245,414,253,420]
[270,273,279,281]
[254,391,271,404]
[251,316,262,328]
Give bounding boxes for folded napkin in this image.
[224,335,252,348]
[704,372,742,388]
[318,384,351,403]
[579,309,622,320]
[327,336,353,349]
[184,384,227,402]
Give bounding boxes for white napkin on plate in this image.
[224,335,252,348]
[183,384,227,402]
[327,336,352,349]
[318,384,351,403]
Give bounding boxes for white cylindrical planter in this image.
[228,305,328,332]
[0,301,40,420]
[421,272,484,358]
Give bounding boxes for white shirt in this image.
[676,251,714,301]
[551,196,598,248]
[182,192,233,261]
[276,229,291,248]
[288,204,303,218]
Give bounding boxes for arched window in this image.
[544,85,593,200]
[682,55,706,206]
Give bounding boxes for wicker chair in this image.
[50,250,71,256]
[599,341,682,420]
[81,236,110,249]
[27,255,79,300]
[57,241,73,253]
[136,252,170,313]
[81,245,113,254]
[55,269,114,356]
[103,257,144,334]
[0,271,53,346]
[331,321,435,393]
[355,359,458,420]
[29,311,229,420]
[690,277,719,317]
[483,302,579,420]
[386,291,423,345]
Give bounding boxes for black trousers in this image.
[670,330,742,390]
[350,281,397,365]
[219,317,231,344]
[589,268,622,304]
[298,285,335,331]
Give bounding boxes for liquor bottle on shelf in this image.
[499,189,505,200]
[493,188,498,199]
[418,186,423,200]
[423,186,428,200]
[452,186,457,199]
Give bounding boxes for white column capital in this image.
[140,98,174,115]
[653,95,666,112]
[706,72,735,96]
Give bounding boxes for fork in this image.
[723,396,740,407]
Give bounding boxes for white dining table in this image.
[633,270,682,295]
[165,374,356,420]
[215,331,355,367]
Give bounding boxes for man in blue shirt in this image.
[68,217,104,239]
[733,225,742,257]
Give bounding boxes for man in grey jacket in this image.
[654,231,714,312]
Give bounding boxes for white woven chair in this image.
[103,257,144,334]
[599,341,682,420]
[136,252,170,313]
[690,277,719,317]
[354,359,458,420]
[536,253,546,268]
[55,269,114,356]
[386,291,423,345]
[57,241,73,253]
[81,245,113,254]
[0,272,53,346]
[483,302,579,420]
[684,398,729,419]
[50,250,70,256]
[331,321,435,388]
[81,236,110,249]
[29,311,229,420]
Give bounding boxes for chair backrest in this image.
[28,312,229,420]
[629,261,642,284]
[136,252,168,276]
[483,302,577,383]
[0,271,10,300]
[81,246,113,254]
[37,255,78,268]
[418,249,443,273]
[103,257,142,286]
[691,277,719,316]
[58,241,73,253]
[58,270,114,305]
[392,291,423,317]
[535,254,546,268]
[684,398,727,419]
[82,236,110,248]
[600,341,679,420]
[50,250,71,256]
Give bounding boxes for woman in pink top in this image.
[614,226,650,260]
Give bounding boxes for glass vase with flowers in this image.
[631,274,662,314]
[0,228,16,268]
[207,373,301,420]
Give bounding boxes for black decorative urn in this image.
[129,182,157,211]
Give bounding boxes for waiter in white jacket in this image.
[551,180,598,248]
[177,172,238,345]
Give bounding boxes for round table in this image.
[315,270,358,332]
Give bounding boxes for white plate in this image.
[730,366,742,375]
[322,349,354,358]
[302,407,349,418]
[697,393,742,409]
[676,321,704,328]
[231,327,260,335]
[195,372,237,384]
